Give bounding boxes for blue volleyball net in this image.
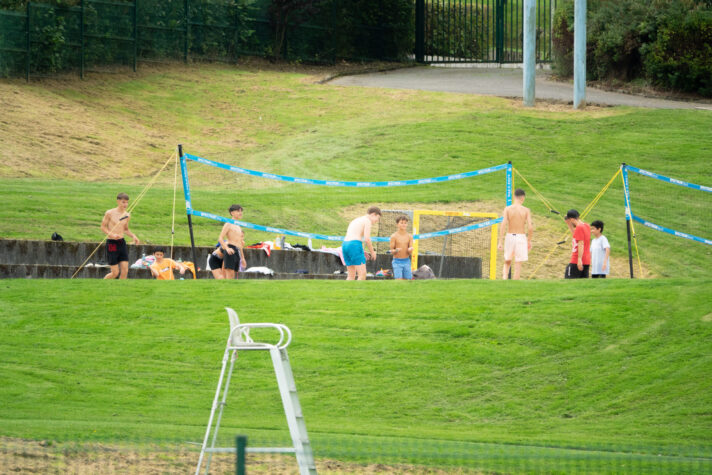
[179,150,511,244]
[623,165,712,247]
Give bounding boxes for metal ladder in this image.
[195,308,316,475]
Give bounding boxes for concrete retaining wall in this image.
[0,239,481,279]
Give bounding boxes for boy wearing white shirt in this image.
[590,220,610,278]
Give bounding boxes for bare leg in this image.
[118,261,129,279]
[224,269,235,280]
[502,260,512,280]
[211,269,224,280]
[513,261,522,280]
[104,264,120,279]
[356,264,367,281]
[346,265,356,281]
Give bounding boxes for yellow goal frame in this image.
[411,210,499,280]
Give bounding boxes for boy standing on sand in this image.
[101,192,140,279]
[343,206,381,281]
[219,204,247,280]
[389,215,414,280]
[497,189,533,280]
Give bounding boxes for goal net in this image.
[377,209,499,279]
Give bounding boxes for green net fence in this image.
[0,0,414,79]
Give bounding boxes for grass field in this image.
[1,61,712,472]
[0,278,711,472]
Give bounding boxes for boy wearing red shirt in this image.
[564,209,591,279]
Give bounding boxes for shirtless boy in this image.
[101,192,140,279]
[218,204,247,280]
[343,206,381,281]
[389,215,414,280]
[497,189,533,280]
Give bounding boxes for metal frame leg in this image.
[196,344,232,475]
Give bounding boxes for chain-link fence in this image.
[3,435,711,474]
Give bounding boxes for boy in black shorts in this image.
[218,204,247,279]
[101,192,140,279]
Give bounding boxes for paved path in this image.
[329,66,712,110]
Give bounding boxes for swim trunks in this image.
[106,238,128,266]
[342,240,366,266]
[392,258,412,279]
[207,252,223,271]
[223,244,242,271]
[504,233,528,262]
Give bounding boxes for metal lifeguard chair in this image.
[195,307,316,474]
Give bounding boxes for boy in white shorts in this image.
[497,189,533,280]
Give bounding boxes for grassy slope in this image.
[0,279,710,457]
[1,63,711,279]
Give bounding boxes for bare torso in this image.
[345,215,370,241]
[390,231,412,258]
[222,223,243,246]
[504,204,529,234]
[103,207,130,240]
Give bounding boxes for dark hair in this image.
[591,220,604,232]
[395,214,409,223]
[116,192,129,200]
[514,188,525,197]
[229,204,243,213]
[367,206,382,216]
[565,209,580,219]
[153,248,165,254]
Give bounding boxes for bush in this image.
[552,0,712,96]
[644,9,712,96]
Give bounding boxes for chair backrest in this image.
[226,307,253,346]
[224,307,292,349]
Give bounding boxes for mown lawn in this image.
[1,279,710,457]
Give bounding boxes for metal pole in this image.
[506,161,512,206]
[415,0,425,62]
[573,0,586,108]
[621,163,634,278]
[179,144,199,276]
[522,0,535,106]
[235,436,246,475]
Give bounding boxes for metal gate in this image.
[415,0,556,64]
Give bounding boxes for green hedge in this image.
[552,0,712,97]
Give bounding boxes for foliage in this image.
[552,0,712,96]
[644,9,712,96]
[0,0,254,76]
[424,1,486,59]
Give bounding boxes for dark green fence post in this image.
[415,0,424,62]
[236,435,247,475]
[25,1,30,81]
[80,0,84,79]
[184,0,189,62]
[495,0,504,63]
[132,0,137,72]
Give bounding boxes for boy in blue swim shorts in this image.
[389,215,414,280]
[343,206,381,280]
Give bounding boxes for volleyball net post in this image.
[179,144,200,278]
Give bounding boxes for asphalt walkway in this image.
[329,66,712,110]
